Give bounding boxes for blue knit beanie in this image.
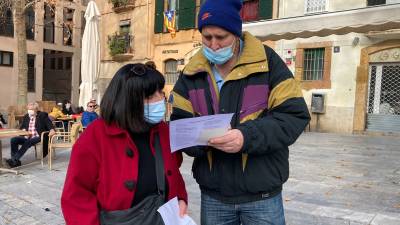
[198,0,243,37]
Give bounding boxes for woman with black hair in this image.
[61,63,188,225]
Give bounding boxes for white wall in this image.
[279,0,366,18]
[275,34,380,133]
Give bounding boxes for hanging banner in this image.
[164,10,176,38]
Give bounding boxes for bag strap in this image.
[153,132,166,199]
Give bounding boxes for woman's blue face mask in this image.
[202,39,236,65]
[144,99,166,124]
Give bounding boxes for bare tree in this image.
[0,0,66,106]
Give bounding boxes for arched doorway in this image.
[354,41,400,133]
[366,50,400,132]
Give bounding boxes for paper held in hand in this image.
[157,197,197,225]
[169,113,234,152]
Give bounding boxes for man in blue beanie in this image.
[171,0,310,224]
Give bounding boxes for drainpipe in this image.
[279,0,285,57]
[147,0,152,59]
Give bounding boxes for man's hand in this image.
[49,129,56,137]
[178,200,187,217]
[208,129,244,153]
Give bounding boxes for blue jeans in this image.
[201,192,286,225]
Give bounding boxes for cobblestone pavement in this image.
[0,132,399,225]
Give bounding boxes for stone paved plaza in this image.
[0,132,399,225]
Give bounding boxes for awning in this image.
[243,4,400,41]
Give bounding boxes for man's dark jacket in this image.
[20,111,54,138]
[171,32,310,203]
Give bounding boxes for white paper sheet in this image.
[169,113,234,152]
[157,197,197,225]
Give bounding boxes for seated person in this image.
[62,100,74,115]
[6,102,55,168]
[89,98,101,115]
[49,103,65,121]
[0,113,6,128]
[62,100,75,131]
[81,102,98,127]
[75,106,84,115]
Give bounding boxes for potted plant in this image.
[108,33,126,56]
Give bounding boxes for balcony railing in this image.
[108,33,134,61]
[110,0,135,13]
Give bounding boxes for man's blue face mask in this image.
[144,99,166,124]
[202,39,236,65]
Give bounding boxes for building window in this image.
[50,58,56,70]
[63,8,74,46]
[82,0,90,6]
[119,20,131,34]
[0,51,13,67]
[165,59,179,85]
[66,57,72,70]
[28,54,36,92]
[295,42,332,90]
[241,0,273,22]
[367,0,386,6]
[57,57,64,70]
[0,9,14,37]
[241,0,259,21]
[44,3,55,43]
[26,6,35,40]
[303,48,325,81]
[305,0,328,14]
[154,0,196,34]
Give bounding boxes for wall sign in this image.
[193,42,202,48]
[334,46,340,53]
[162,50,179,54]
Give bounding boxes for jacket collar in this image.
[183,31,269,80]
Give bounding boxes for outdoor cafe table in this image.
[0,129,29,174]
[56,116,77,131]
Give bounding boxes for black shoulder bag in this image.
[99,133,166,225]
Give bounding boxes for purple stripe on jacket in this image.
[207,76,219,114]
[240,85,269,120]
[188,89,209,116]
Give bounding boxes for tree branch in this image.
[0,0,13,20]
[23,0,37,13]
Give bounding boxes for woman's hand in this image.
[178,200,187,217]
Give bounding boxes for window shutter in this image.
[154,0,164,33]
[241,0,259,22]
[178,0,196,30]
[259,0,273,20]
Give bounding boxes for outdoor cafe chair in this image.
[47,122,81,170]
[37,131,50,166]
